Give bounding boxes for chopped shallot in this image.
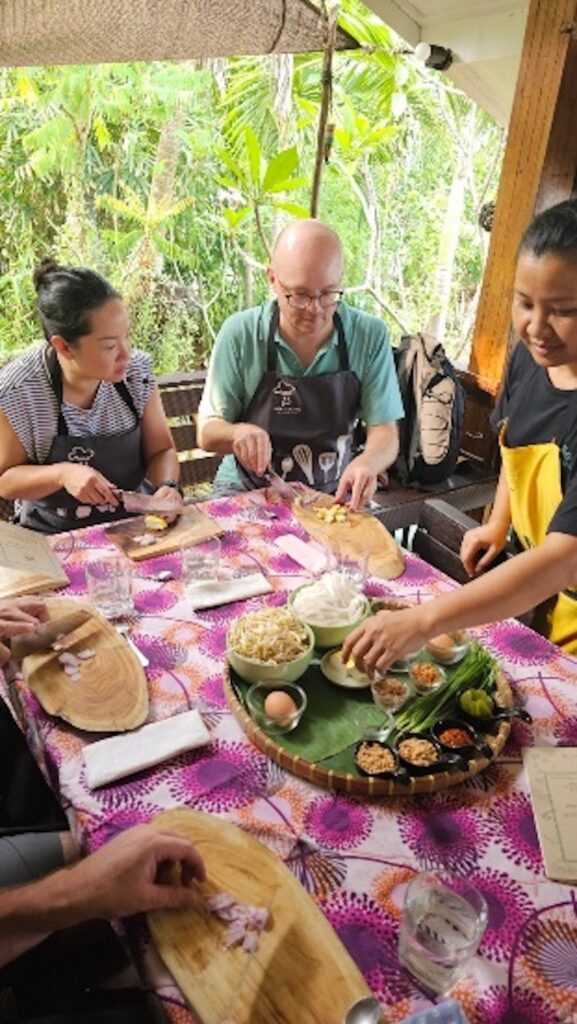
[203,891,269,955]
[77,648,95,660]
[58,652,79,666]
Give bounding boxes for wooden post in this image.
[468,0,577,394]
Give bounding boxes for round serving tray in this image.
[224,665,513,797]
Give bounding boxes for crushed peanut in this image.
[356,742,396,774]
[398,737,439,767]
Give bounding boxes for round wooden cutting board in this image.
[148,808,373,1024]
[17,597,148,732]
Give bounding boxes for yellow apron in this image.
[500,424,577,652]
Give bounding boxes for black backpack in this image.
[393,332,465,486]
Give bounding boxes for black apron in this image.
[18,348,146,533]
[236,303,362,493]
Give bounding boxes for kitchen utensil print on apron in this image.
[235,302,361,493]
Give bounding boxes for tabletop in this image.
[3,490,577,1024]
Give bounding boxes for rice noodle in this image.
[291,572,365,625]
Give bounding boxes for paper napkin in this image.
[83,709,211,788]
[186,572,272,610]
[274,534,328,574]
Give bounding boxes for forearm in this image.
[198,417,239,456]
[145,447,180,486]
[417,534,577,636]
[0,867,88,967]
[357,423,399,475]
[0,463,66,501]
[485,465,511,530]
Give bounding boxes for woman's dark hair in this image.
[33,258,121,345]
[519,199,577,260]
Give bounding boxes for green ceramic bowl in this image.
[288,586,370,649]
[227,621,315,684]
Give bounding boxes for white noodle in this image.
[291,572,365,625]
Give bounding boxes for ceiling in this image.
[0,0,356,67]
[364,1,529,125]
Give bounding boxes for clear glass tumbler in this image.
[182,537,221,584]
[398,870,488,993]
[85,552,134,618]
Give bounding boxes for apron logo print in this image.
[272,380,302,415]
[68,446,95,465]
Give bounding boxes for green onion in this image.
[389,643,497,739]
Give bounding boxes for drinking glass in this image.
[182,538,221,584]
[85,552,134,618]
[332,542,369,590]
[398,870,488,993]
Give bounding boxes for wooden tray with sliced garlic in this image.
[292,493,405,580]
[13,597,148,732]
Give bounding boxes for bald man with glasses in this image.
[198,220,403,509]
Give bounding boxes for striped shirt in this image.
[0,346,155,464]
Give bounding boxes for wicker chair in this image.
[157,371,221,493]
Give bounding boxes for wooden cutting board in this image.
[148,808,372,1024]
[105,507,223,561]
[292,494,405,580]
[14,597,148,732]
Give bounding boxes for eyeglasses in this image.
[283,290,344,310]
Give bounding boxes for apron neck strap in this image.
[44,345,139,436]
[266,301,349,372]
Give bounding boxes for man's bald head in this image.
[271,220,343,283]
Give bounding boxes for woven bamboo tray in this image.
[224,665,512,797]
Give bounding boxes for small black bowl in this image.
[354,739,409,783]
[395,731,448,776]
[432,718,493,761]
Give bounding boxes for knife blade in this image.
[11,608,93,662]
[121,491,181,515]
[264,467,299,501]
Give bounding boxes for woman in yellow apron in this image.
[344,198,577,673]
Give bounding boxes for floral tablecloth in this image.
[3,491,577,1024]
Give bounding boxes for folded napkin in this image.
[186,572,272,610]
[275,534,328,574]
[83,709,211,788]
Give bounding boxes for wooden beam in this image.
[469,0,577,393]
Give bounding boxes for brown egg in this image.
[264,690,298,725]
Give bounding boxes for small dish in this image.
[409,661,447,692]
[320,649,372,689]
[246,680,307,735]
[426,631,471,665]
[370,675,411,710]
[396,732,445,775]
[388,648,423,673]
[432,718,491,759]
[354,739,408,781]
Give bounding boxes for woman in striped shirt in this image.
[0,260,182,532]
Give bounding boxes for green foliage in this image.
[0,0,503,370]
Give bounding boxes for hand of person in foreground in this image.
[232,423,272,479]
[0,596,48,665]
[460,521,509,577]
[0,824,206,968]
[59,463,120,507]
[334,457,378,511]
[69,824,206,919]
[342,607,429,677]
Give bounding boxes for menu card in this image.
[524,747,577,883]
[0,521,69,598]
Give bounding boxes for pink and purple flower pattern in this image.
[304,795,373,850]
